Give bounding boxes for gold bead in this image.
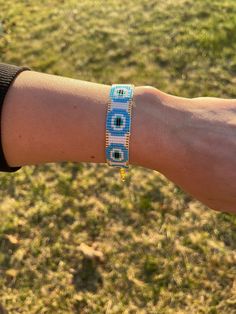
[120,168,126,182]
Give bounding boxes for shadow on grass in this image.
[0,304,8,314]
[72,257,103,293]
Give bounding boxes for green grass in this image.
[0,0,236,313]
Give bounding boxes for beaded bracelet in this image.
[105,84,135,181]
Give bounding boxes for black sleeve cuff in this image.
[0,63,31,172]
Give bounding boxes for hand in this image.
[133,87,236,213]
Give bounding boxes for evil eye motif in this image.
[106,108,130,136]
[110,85,133,103]
[106,84,134,169]
[106,143,128,163]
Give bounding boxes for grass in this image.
[0,0,236,313]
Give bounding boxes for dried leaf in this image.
[5,235,19,245]
[78,243,105,263]
[6,269,18,278]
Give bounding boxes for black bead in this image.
[114,151,120,159]
[115,117,122,126]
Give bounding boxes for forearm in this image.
[1,70,110,166]
[1,70,160,169]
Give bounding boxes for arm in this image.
[1,70,236,213]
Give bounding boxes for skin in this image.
[138,89,236,214]
[1,70,236,213]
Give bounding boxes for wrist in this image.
[130,85,194,176]
[129,86,170,171]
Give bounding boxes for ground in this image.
[0,0,236,313]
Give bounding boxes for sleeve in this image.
[0,62,31,172]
